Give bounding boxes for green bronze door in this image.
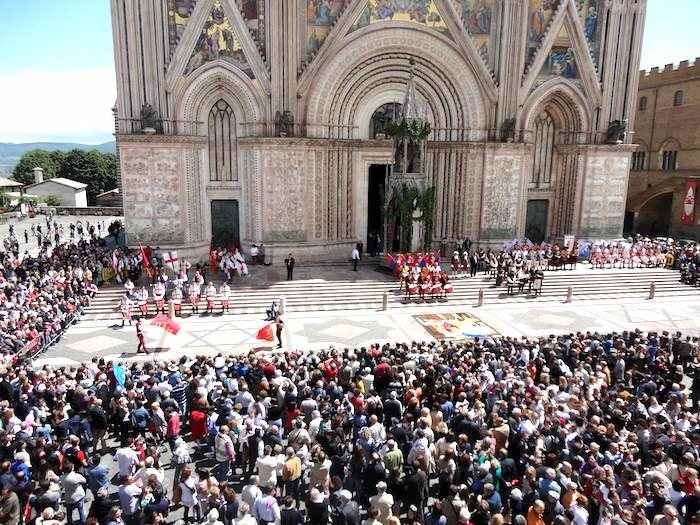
[211,200,240,249]
[524,200,548,244]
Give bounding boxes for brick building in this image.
[627,59,700,240]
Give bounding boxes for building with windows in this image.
[111,0,646,261]
[627,59,700,239]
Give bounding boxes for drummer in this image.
[188,280,201,314]
[220,281,231,313]
[135,285,149,317]
[204,281,217,313]
[118,294,132,327]
[171,284,183,316]
[153,280,166,314]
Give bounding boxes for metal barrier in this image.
[16,312,80,360]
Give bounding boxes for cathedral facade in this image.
[111,0,646,261]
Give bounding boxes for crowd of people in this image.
[385,237,699,299]
[0,329,696,525]
[0,217,122,358]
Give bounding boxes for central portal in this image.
[211,199,240,249]
[367,165,387,256]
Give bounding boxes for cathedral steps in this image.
[82,268,698,320]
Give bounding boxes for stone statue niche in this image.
[274,110,295,137]
[140,103,159,134]
[606,119,627,144]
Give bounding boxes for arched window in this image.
[674,90,684,106]
[369,102,403,138]
[531,112,555,186]
[638,96,647,111]
[661,150,678,171]
[208,99,237,181]
[632,150,646,171]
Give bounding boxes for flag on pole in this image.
[164,251,179,272]
[209,244,218,273]
[139,244,155,279]
[256,323,275,342]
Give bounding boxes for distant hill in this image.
[0,141,116,177]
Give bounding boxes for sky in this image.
[0,0,697,144]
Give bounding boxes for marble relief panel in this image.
[121,147,185,244]
[481,154,522,239]
[579,154,629,238]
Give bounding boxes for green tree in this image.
[11,149,59,185]
[57,149,118,205]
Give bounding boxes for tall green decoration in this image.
[383,58,436,253]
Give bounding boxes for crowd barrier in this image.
[16,312,79,360]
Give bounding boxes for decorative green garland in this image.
[386,183,436,252]
[387,117,431,141]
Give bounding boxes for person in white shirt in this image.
[351,246,360,271]
[114,440,140,477]
[369,481,394,524]
[241,476,262,509]
[117,475,142,520]
[256,446,279,488]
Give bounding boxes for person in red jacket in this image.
[189,408,207,442]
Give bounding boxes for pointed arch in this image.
[520,78,592,138]
[520,0,601,108]
[302,26,488,135]
[299,3,497,103]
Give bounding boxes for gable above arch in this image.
[521,0,601,110]
[165,0,270,94]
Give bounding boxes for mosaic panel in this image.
[184,0,254,78]
[351,0,450,36]
[306,0,352,58]
[168,0,198,54]
[453,0,493,59]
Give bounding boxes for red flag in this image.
[681,180,696,226]
[139,244,155,279]
[151,314,181,335]
[209,243,218,273]
[256,324,275,342]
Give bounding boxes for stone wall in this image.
[579,146,635,238]
[119,139,188,245]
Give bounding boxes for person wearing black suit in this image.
[470,251,479,277]
[285,254,295,280]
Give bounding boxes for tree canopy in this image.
[12,148,118,205]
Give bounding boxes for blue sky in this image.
[0,0,696,144]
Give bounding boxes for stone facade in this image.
[111,0,647,261]
[627,59,700,240]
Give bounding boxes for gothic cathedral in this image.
[111,0,646,261]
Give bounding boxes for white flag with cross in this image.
[164,251,179,272]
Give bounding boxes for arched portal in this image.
[636,193,673,237]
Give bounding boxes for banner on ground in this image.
[414,313,498,340]
[681,180,697,225]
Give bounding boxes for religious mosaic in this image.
[351,0,450,36]
[168,0,198,54]
[541,46,578,79]
[453,0,493,59]
[184,0,254,78]
[239,0,266,59]
[306,0,352,58]
[575,0,599,61]
[527,0,559,61]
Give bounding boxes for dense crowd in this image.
[0,329,697,525]
[0,217,121,356]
